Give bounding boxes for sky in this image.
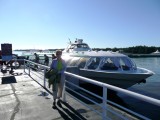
[0,0,160,50]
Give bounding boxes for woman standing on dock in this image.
[50,50,66,108]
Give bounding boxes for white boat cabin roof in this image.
[63,39,92,52]
[69,50,127,58]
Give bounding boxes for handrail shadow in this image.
[54,100,87,120]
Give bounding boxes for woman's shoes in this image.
[57,100,62,108]
[52,101,56,109]
[52,100,62,109]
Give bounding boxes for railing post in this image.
[28,62,30,76]
[102,85,107,120]
[42,67,47,96]
[24,59,25,73]
[44,68,46,88]
[62,79,66,102]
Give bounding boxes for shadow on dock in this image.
[1,76,17,84]
[54,100,87,120]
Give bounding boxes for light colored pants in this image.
[52,75,65,100]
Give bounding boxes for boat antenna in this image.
[68,38,71,44]
[75,38,78,43]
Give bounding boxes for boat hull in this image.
[79,69,153,89]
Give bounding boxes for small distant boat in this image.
[61,39,154,89]
[151,50,160,55]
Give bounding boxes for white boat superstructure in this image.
[63,39,92,53]
[61,39,154,88]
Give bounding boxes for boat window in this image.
[87,57,101,70]
[100,57,118,70]
[128,58,137,70]
[68,57,81,66]
[78,44,89,48]
[119,57,131,70]
[77,57,90,68]
[77,44,81,48]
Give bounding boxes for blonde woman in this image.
[50,50,66,108]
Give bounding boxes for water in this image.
[128,57,160,98]
[13,51,24,56]
[117,57,160,119]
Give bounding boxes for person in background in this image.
[0,50,7,65]
[52,54,56,59]
[44,54,49,66]
[50,50,66,108]
[34,53,39,63]
[34,53,39,69]
[0,50,3,65]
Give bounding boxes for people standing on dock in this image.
[34,53,39,69]
[44,54,49,66]
[34,53,39,63]
[52,54,56,59]
[50,50,66,108]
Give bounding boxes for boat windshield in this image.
[77,57,90,68]
[65,55,137,71]
[119,57,131,70]
[100,57,119,70]
[66,56,90,68]
[86,57,101,70]
[99,57,136,71]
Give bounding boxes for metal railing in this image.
[23,59,160,120]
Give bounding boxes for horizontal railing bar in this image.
[65,86,102,108]
[65,71,160,106]
[107,100,150,120]
[66,81,103,100]
[65,89,103,117]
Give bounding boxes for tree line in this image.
[15,46,160,54]
[93,46,160,54]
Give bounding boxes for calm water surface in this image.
[128,57,160,98]
[118,57,160,120]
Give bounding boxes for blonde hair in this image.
[56,50,62,55]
